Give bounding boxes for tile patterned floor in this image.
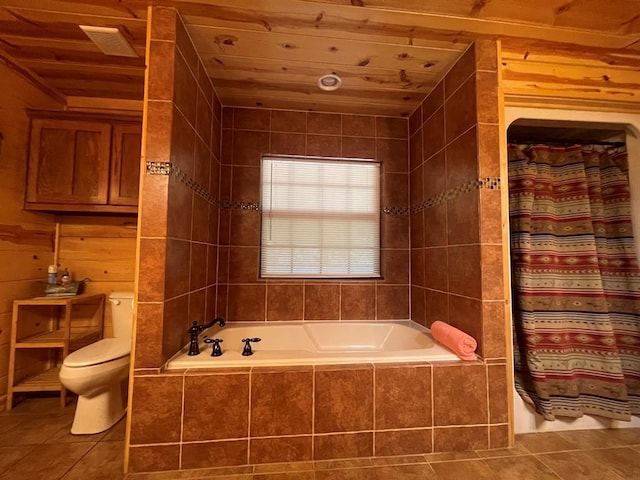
[1,397,639,479]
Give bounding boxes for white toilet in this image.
[59,291,134,434]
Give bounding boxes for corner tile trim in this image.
[383,177,500,216]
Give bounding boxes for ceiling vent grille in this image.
[79,25,138,58]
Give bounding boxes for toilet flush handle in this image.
[109,299,121,306]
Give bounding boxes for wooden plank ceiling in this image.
[2,0,640,116]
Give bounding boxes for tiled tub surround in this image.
[130,12,510,472]
[218,107,410,324]
[408,41,506,363]
[166,321,459,368]
[128,360,508,472]
[135,6,223,371]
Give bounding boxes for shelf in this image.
[15,330,64,347]
[24,202,137,214]
[6,293,105,410]
[15,328,102,348]
[12,367,62,392]
[15,293,107,306]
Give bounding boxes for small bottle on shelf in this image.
[47,265,58,284]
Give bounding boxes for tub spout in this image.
[187,317,226,356]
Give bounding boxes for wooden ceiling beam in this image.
[19,59,144,77]
[0,38,145,66]
[0,34,146,57]
[297,0,640,36]
[0,48,66,104]
[2,0,147,19]
[165,0,637,49]
[48,84,143,99]
[65,96,143,114]
[501,38,640,69]
[0,7,147,45]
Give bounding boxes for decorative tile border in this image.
[146,161,172,175]
[219,200,261,211]
[383,177,501,216]
[147,163,499,216]
[146,161,223,208]
[146,161,260,211]
[382,206,411,215]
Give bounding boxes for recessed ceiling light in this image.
[318,74,342,91]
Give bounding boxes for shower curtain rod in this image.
[508,138,626,147]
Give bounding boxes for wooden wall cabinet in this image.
[6,293,105,409]
[110,123,142,206]
[25,113,142,213]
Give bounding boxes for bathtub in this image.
[166,321,460,369]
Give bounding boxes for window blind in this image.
[261,156,381,278]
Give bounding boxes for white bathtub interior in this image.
[506,107,640,433]
[166,320,460,370]
[305,322,402,351]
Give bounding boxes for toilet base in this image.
[71,383,127,435]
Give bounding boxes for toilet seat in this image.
[64,338,130,367]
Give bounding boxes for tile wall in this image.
[408,41,506,361]
[407,40,510,454]
[128,9,510,471]
[134,6,222,370]
[127,361,508,473]
[218,108,410,322]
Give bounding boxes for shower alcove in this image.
[505,107,640,434]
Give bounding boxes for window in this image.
[260,156,381,278]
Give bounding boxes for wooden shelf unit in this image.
[6,293,105,410]
[12,367,63,392]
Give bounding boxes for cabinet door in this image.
[110,123,142,206]
[26,119,111,204]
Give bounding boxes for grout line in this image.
[302,279,306,321]
[179,373,186,470]
[247,367,252,465]
[485,364,491,448]
[430,366,435,452]
[372,366,376,456]
[58,440,102,479]
[311,365,315,460]
[531,453,569,480]
[338,282,342,321]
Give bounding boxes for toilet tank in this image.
[109,292,134,340]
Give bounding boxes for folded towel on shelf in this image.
[430,321,477,361]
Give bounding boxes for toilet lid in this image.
[64,338,130,367]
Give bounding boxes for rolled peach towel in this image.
[430,321,477,361]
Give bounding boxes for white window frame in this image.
[260,155,381,279]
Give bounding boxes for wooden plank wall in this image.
[0,60,62,407]
[56,215,137,337]
[500,39,640,113]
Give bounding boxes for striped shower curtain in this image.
[508,143,640,421]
